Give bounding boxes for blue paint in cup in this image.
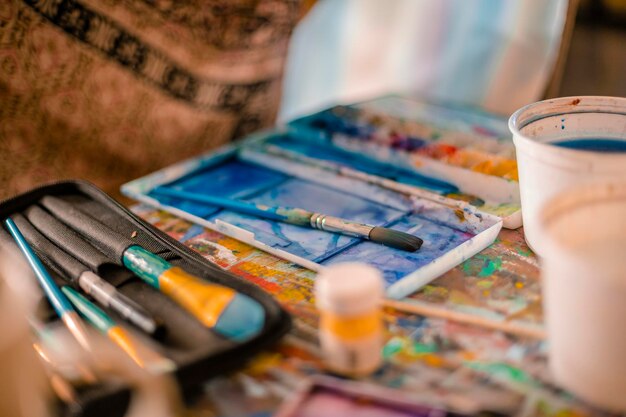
[552,138,626,153]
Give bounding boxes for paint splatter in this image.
[465,361,538,386]
[292,100,520,183]
[136,206,599,417]
[462,254,503,277]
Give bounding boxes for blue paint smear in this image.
[208,178,404,261]
[146,192,220,218]
[166,159,288,199]
[551,138,626,153]
[150,153,475,280]
[179,225,205,243]
[322,212,474,285]
[152,158,289,217]
[293,106,435,152]
[266,135,458,194]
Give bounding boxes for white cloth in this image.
[280,0,569,121]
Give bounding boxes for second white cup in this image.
[540,182,626,412]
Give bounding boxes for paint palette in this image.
[123,112,504,298]
[289,95,522,228]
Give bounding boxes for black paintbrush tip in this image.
[368,227,423,252]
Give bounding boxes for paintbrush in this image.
[32,339,98,385]
[19,209,164,337]
[151,186,423,252]
[4,218,92,351]
[40,196,265,341]
[62,286,175,373]
[29,317,99,384]
[31,342,82,408]
[383,299,546,340]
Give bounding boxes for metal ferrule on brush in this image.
[309,213,374,238]
[79,271,159,335]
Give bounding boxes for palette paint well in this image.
[265,135,459,194]
[207,178,407,262]
[322,212,474,285]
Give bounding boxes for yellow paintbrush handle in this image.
[158,267,236,327]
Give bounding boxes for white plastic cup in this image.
[540,182,626,412]
[509,96,626,254]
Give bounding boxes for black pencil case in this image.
[0,180,291,417]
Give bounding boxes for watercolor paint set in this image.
[0,181,290,417]
[288,95,522,227]
[123,95,514,299]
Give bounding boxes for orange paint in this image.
[471,159,495,175]
[159,266,235,327]
[422,353,445,367]
[435,143,458,157]
[418,143,458,159]
[229,265,282,293]
[320,311,382,341]
[491,160,518,179]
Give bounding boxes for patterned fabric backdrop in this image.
[0,0,303,200]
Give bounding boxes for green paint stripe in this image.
[464,361,537,386]
[382,337,405,358]
[412,343,437,354]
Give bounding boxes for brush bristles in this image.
[368,227,423,252]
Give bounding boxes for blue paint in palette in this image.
[266,135,458,194]
[304,107,376,138]
[552,138,626,153]
[150,154,479,288]
[208,178,405,262]
[151,158,288,217]
[147,192,219,218]
[179,224,205,243]
[168,159,288,198]
[252,178,402,222]
[294,106,436,152]
[322,212,473,285]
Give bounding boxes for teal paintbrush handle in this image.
[152,186,312,226]
[5,218,92,350]
[5,218,73,316]
[63,286,175,372]
[62,286,116,333]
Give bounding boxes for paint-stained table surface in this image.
[135,206,610,417]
